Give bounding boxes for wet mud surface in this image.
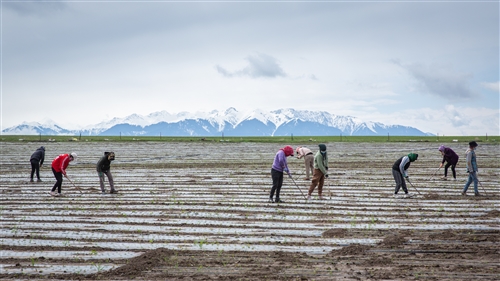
[0,141,498,280]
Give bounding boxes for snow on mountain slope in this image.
[2,108,430,136]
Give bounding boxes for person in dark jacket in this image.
[392,153,418,198]
[97,152,117,194]
[438,145,459,180]
[30,146,45,182]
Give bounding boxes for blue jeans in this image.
[463,172,478,194]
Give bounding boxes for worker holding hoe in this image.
[392,153,418,198]
[269,145,294,203]
[307,144,329,200]
[50,152,77,197]
[438,145,459,180]
[97,151,117,194]
[296,146,314,180]
[462,141,480,196]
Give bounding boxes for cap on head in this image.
[70,152,77,161]
[469,141,478,148]
[408,153,418,162]
[283,145,294,156]
[40,146,45,151]
[438,145,445,152]
[318,144,327,152]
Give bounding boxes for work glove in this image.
[288,173,292,179]
[405,176,409,180]
[325,174,329,178]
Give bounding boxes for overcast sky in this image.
[1,0,498,136]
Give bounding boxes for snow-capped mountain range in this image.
[2,108,431,136]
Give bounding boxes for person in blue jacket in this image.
[462,141,479,196]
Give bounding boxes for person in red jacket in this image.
[50,152,77,197]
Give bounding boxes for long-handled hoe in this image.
[428,167,441,181]
[470,173,488,196]
[65,176,83,194]
[406,178,422,196]
[288,176,308,200]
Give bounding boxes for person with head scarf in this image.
[30,146,45,182]
[97,151,117,194]
[307,144,329,200]
[438,145,459,180]
[392,153,418,198]
[50,152,77,197]
[462,141,479,196]
[296,146,314,180]
[269,145,294,203]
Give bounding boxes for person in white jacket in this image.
[296,146,314,180]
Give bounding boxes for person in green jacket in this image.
[307,144,328,200]
[97,152,117,194]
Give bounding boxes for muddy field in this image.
[0,140,498,280]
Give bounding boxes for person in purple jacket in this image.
[438,145,459,180]
[269,145,294,203]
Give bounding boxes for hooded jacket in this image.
[30,146,45,165]
[96,152,115,172]
[52,154,71,175]
[392,153,418,177]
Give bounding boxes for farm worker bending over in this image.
[307,144,328,200]
[97,151,117,194]
[438,145,459,180]
[462,141,479,196]
[270,145,294,203]
[50,152,77,197]
[30,146,45,183]
[392,153,418,198]
[296,146,314,180]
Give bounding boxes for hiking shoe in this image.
[275,199,284,203]
[441,177,448,181]
[307,195,312,200]
[110,190,118,194]
[30,179,34,183]
[319,196,326,200]
[269,197,274,203]
[474,193,480,196]
[393,194,399,198]
[37,179,42,182]
[50,191,60,197]
[461,192,466,196]
[404,193,414,198]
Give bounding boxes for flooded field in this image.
[1,140,498,280]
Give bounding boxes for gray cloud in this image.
[216,53,286,78]
[4,1,66,16]
[394,60,478,100]
[445,105,469,127]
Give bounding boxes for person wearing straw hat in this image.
[50,152,77,197]
[462,141,479,196]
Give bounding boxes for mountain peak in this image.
[2,108,430,136]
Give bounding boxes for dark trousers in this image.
[392,169,408,194]
[270,168,284,200]
[444,162,457,179]
[30,160,40,180]
[51,167,63,193]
